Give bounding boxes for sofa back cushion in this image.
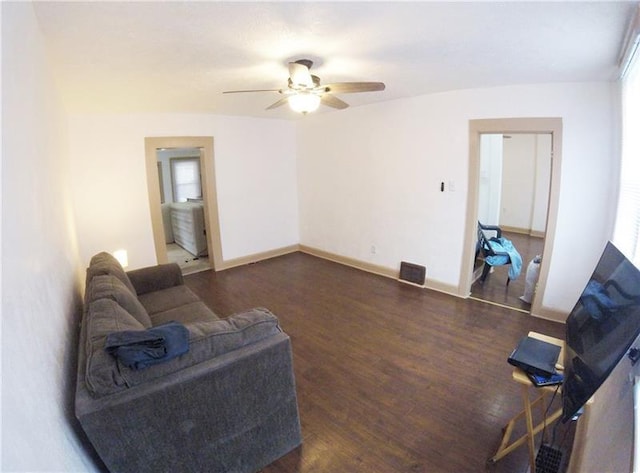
[87,252,137,295]
[86,274,152,328]
[85,298,145,395]
[185,308,282,359]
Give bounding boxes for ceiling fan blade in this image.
[323,82,386,94]
[223,89,282,94]
[266,96,290,110]
[288,62,313,88]
[321,94,349,110]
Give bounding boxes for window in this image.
[614,11,640,268]
[170,157,202,203]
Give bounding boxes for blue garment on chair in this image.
[485,237,523,281]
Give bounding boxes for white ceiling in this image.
[33,1,636,120]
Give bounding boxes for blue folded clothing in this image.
[105,321,189,370]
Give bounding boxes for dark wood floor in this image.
[185,252,569,473]
[471,232,545,312]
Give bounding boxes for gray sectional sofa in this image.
[75,252,302,473]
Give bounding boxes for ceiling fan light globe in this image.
[289,93,321,114]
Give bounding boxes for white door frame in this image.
[144,136,223,270]
[459,118,562,318]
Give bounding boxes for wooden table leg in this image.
[490,386,562,466]
[522,383,536,472]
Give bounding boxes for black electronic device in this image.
[562,241,640,422]
[508,336,561,377]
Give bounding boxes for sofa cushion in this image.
[87,252,136,295]
[86,275,152,328]
[149,301,219,326]
[185,308,282,358]
[115,308,282,389]
[84,298,145,395]
[137,285,200,315]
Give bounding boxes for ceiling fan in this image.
[223,59,385,114]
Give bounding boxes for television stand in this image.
[489,332,564,472]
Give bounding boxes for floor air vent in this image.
[399,261,426,286]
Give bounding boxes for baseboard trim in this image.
[298,245,460,297]
[299,245,396,279]
[500,225,545,239]
[218,244,560,313]
[499,225,529,235]
[530,306,567,323]
[426,279,462,298]
[468,296,530,314]
[218,245,300,270]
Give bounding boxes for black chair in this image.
[476,221,513,285]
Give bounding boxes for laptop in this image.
[508,336,561,377]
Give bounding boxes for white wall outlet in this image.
[448,180,456,192]
[370,245,377,254]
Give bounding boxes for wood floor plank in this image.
[185,252,569,473]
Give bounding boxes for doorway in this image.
[144,136,223,273]
[472,133,551,311]
[460,118,563,317]
[159,149,211,274]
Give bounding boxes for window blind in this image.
[614,14,640,268]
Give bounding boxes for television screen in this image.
[562,241,640,422]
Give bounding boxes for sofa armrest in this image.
[126,263,184,295]
[76,332,302,473]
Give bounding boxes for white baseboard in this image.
[218,244,300,270]
[298,245,460,297]
[215,244,562,318]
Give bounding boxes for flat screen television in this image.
[562,241,640,422]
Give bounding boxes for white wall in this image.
[532,134,552,234]
[1,3,98,471]
[479,133,551,234]
[67,114,299,268]
[499,133,552,234]
[500,134,537,230]
[478,134,503,225]
[297,82,617,317]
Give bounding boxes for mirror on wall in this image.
[471,133,552,311]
